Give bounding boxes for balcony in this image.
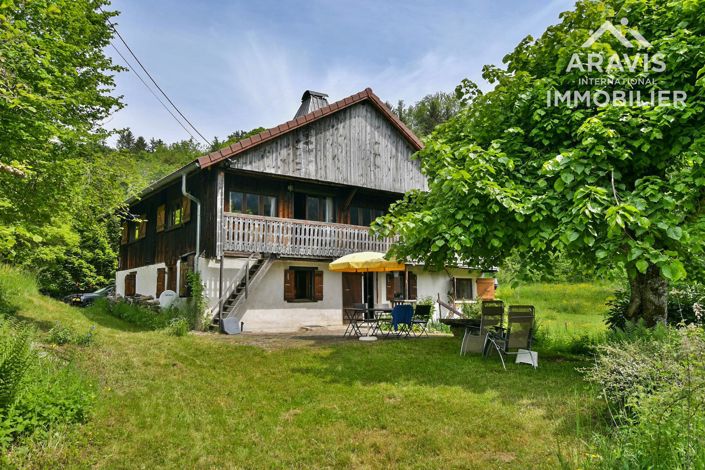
[222,212,394,258]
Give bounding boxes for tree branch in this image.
[0,162,26,178]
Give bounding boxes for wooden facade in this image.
[118,93,424,270]
[226,102,426,194]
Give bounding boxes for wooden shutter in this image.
[167,262,177,292]
[476,278,495,300]
[156,205,166,232]
[179,257,193,297]
[182,196,191,223]
[125,272,136,297]
[284,269,296,301]
[408,272,417,300]
[138,215,147,239]
[121,222,128,245]
[386,273,394,301]
[156,268,165,297]
[314,270,324,301]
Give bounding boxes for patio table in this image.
[343,307,367,337]
[368,307,393,336]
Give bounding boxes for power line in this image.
[101,8,212,147]
[110,43,199,142]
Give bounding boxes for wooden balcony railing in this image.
[222,212,394,257]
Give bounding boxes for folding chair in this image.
[411,304,433,337]
[460,300,504,355]
[483,305,536,369]
[390,304,413,338]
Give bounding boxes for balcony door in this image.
[342,272,375,323]
[342,273,363,324]
[293,193,334,222]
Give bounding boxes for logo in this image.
[546,17,686,108]
[581,18,652,49]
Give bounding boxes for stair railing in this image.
[213,253,258,321]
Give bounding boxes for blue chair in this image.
[391,304,413,337]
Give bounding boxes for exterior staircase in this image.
[212,254,275,333]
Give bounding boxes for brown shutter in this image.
[156,268,165,297]
[314,270,324,301]
[121,222,129,245]
[138,215,147,239]
[408,272,417,300]
[476,278,495,300]
[284,269,296,301]
[167,261,177,292]
[156,205,166,232]
[125,272,136,297]
[182,196,191,223]
[179,257,193,297]
[386,273,394,301]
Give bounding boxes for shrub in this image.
[91,298,174,330]
[0,319,94,448]
[460,302,480,319]
[583,326,705,468]
[0,320,33,410]
[163,318,190,337]
[606,283,705,329]
[47,322,96,346]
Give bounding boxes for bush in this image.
[91,298,175,330]
[583,325,705,468]
[47,322,96,346]
[0,319,94,449]
[163,318,190,337]
[606,283,705,329]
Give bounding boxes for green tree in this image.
[388,92,461,137]
[374,0,705,325]
[116,128,136,151]
[0,0,122,264]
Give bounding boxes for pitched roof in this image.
[197,88,423,169]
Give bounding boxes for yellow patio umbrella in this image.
[329,252,405,273]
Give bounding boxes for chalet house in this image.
[116,88,495,333]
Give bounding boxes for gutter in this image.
[181,173,202,274]
[125,161,200,206]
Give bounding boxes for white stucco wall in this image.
[116,262,167,298]
[238,260,343,332]
[116,256,483,332]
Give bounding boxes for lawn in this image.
[497,282,613,339]
[2,267,613,469]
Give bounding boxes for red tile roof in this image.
[197,88,423,169]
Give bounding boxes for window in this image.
[455,278,474,300]
[284,268,323,302]
[350,206,385,226]
[168,199,183,228]
[129,215,146,242]
[228,191,277,217]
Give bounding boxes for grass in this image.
[1,265,614,468]
[497,282,613,340]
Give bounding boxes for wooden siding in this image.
[119,171,218,270]
[226,102,427,194]
[223,212,394,258]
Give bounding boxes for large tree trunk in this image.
[626,264,668,326]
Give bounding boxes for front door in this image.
[342,272,363,323]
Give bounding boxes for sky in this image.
[105,0,575,146]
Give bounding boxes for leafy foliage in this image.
[374,0,705,323]
[388,92,461,137]
[47,322,96,346]
[584,325,705,468]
